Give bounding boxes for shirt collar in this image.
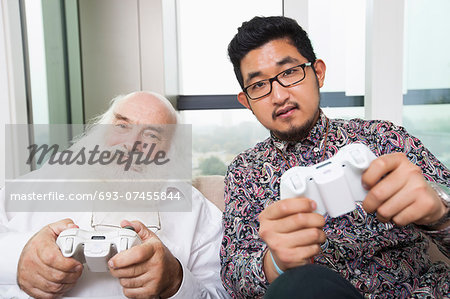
[270,110,329,153]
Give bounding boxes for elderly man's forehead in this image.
[113,95,175,124]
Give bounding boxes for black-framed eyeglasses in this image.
[243,62,313,101]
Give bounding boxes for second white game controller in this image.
[56,228,142,272]
[280,143,377,217]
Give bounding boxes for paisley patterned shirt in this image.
[221,112,450,298]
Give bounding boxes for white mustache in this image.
[69,140,150,177]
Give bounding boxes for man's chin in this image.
[271,110,320,142]
[272,119,317,142]
[86,163,148,181]
[127,164,144,173]
[272,126,310,142]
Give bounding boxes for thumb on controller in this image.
[48,218,79,238]
[120,219,156,242]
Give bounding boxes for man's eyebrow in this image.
[245,71,262,85]
[113,114,164,132]
[142,125,163,133]
[276,56,300,66]
[244,56,301,85]
[114,113,130,122]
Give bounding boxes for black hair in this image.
[228,16,317,89]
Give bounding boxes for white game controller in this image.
[280,143,377,218]
[56,228,142,272]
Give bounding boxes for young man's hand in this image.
[108,220,183,298]
[258,198,326,282]
[17,219,83,299]
[362,152,448,228]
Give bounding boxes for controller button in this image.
[350,149,365,164]
[290,175,303,190]
[120,237,128,251]
[64,237,74,254]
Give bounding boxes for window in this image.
[403,0,450,166]
[178,0,367,175]
[177,0,282,95]
[181,109,268,176]
[177,0,282,175]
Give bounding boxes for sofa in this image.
[192,175,449,265]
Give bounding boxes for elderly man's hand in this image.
[258,197,326,283]
[362,152,448,227]
[108,220,182,299]
[17,219,83,299]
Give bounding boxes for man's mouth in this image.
[274,104,298,119]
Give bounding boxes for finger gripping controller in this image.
[280,143,376,217]
[56,228,142,272]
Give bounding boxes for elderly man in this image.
[0,91,229,298]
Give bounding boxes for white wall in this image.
[78,0,177,122]
[78,0,141,122]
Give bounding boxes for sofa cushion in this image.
[193,175,225,212]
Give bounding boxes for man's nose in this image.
[122,132,142,152]
[270,80,289,104]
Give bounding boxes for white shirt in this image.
[0,186,229,299]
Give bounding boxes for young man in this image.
[0,91,229,298]
[221,16,449,298]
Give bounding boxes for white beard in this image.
[67,125,158,182]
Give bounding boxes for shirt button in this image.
[313,147,320,153]
[354,269,361,275]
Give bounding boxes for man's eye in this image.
[282,68,299,77]
[115,123,129,130]
[250,81,267,91]
[142,130,161,141]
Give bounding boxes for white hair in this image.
[89,91,179,125]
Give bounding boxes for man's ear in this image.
[237,92,252,110]
[313,59,326,88]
